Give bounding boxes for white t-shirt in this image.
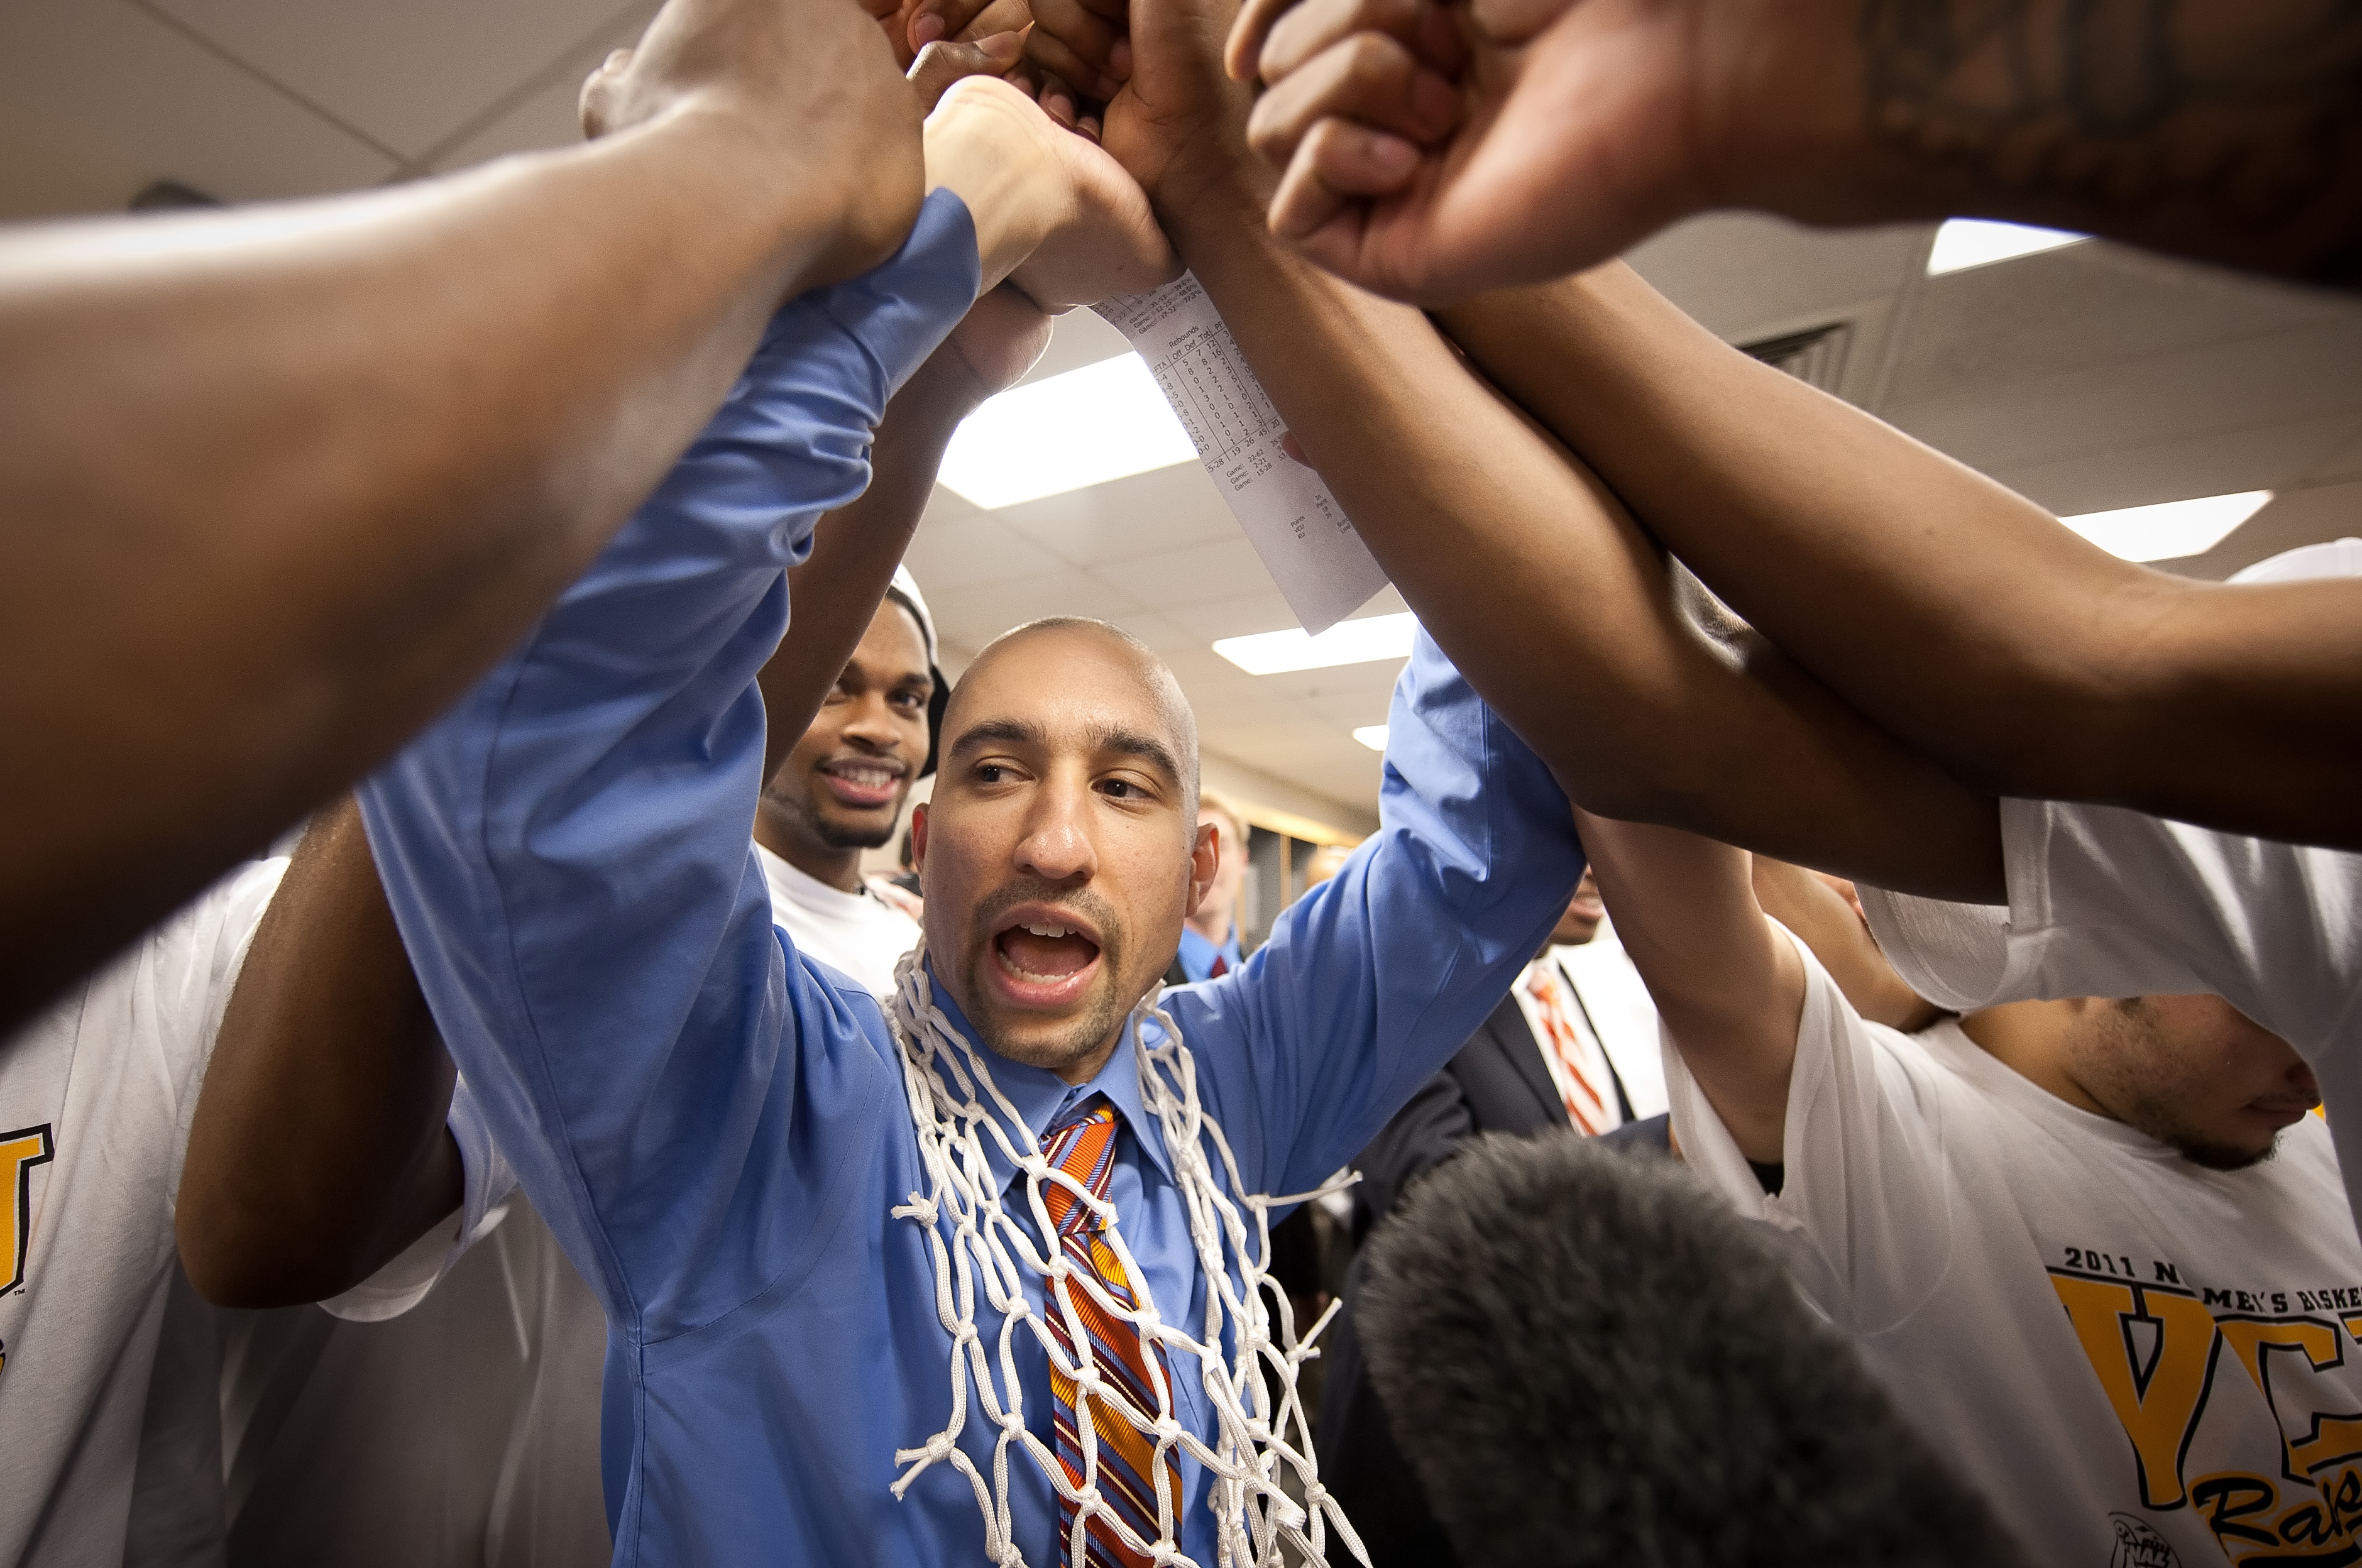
[1553,921,1669,1121]
[1669,930,2362,1567]
[0,857,284,1566]
[754,842,922,1002]
[1857,797,2362,1231]
[223,1190,611,1568]
[1509,950,1623,1131]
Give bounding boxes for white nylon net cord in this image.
[884,943,1370,1568]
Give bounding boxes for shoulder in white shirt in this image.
[1857,796,2362,1236]
[754,841,923,1003]
[0,858,283,1565]
[1669,927,2362,1566]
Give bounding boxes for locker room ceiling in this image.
[8,0,2359,829]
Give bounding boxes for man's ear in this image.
[911,803,930,872]
[1184,821,1219,916]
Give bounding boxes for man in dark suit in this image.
[1316,870,1639,1565]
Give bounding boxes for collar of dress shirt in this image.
[922,962,1179,1195]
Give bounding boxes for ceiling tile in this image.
[922,567,1141,650]
[921,485,984,526]
[1884,240,2356,410]
[1623,212,1926,341]
[427,70,576,172]
[427,1,655,170]
[1986,412,2362,517]
[1018,309,1130,386]
[2299,425,2362,486]
[2157,478,2362,581]
[993,462,1238,566]
[151,0,642,160]
[1088,535,1272,605]
[904,512,1068,592]
[1163,590,1304,643]
[1200,728,1385,808]
[0,0,394,219]
[1104,610,1203,655]
[1889,320,2362,476]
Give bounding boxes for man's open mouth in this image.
[988,908,1105,1009]
[817,757,906,810]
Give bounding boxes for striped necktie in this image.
[1524,964,1612,1134]
[1040,1097,1180,1567]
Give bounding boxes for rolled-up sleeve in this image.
[357,193,979,1340]
[1170,630,1585,1197]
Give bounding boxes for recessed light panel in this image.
[1926,219,2087,275]
[2061,491,2273,562]
[936,353,1199,510]
[1351,725,1389,752]
[1212,613,1419,676]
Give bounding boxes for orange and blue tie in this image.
[1041,1098,1180,1567]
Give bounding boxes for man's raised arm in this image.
[0,0,922,1034]
[172,272,1055,1310]
[1022,0,2002,900]
[1229,0,2362,302]
[1427,265,2362,853]
[356,82,1172,1334]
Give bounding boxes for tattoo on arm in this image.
[1860,0,2362,279]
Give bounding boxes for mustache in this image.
[970,880,1123,957]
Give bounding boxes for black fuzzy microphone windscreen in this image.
[1356,1132,2027,1567]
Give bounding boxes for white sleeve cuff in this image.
[1855,881,2013,1014]
[317,1072,521,1323]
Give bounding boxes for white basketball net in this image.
[884,943,1368,1568]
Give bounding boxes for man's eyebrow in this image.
[1093,725,1183,786]
[946,716,1043,757]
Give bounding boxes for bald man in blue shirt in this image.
[356,84,1584,1568]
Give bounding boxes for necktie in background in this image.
[1040,1098,1180,1567]
[1524,966,1612,1135]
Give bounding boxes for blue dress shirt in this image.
[1173,922,1243,983]
[360,189,1585,1567]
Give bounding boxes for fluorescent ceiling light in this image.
[1926,219,2087,275]
[2060,491,2273,562]
[937,353,1199,510]
[1351,725,1389,752]
[1212,612,1420,675]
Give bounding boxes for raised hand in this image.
[942,284,1058,399]
[1023,0,1265,217]
[1238,0,1750,302]
[923,75,1179,309]
[910,29,1030,112]
[578,0,927,290]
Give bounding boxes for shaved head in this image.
[949,618,1200,826]
[916,617,1216,1084]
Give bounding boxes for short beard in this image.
[2084,1000,2285,1173]
[762,785,895,854]
[2168,1130,2283,1174]
[960,880,1130,1076]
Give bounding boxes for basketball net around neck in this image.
[884,941,1368,1568]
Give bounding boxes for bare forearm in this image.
[1821,0,2362,288]
[762,361,976,776]
[1750,858,1943,1032]
[1434,265,2362,849]
[1167,179,2001,897]
[1573,808,1798,1164]
[0,111,887,1034]
[179,799,459,1308]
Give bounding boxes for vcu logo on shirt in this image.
[0,1124,55,1376]
[2054,1258,2362,1562]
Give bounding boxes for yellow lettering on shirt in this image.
[2053,1275,2222,1508]
[0,1124,55,1297]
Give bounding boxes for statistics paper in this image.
[1094,274,1390,635]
